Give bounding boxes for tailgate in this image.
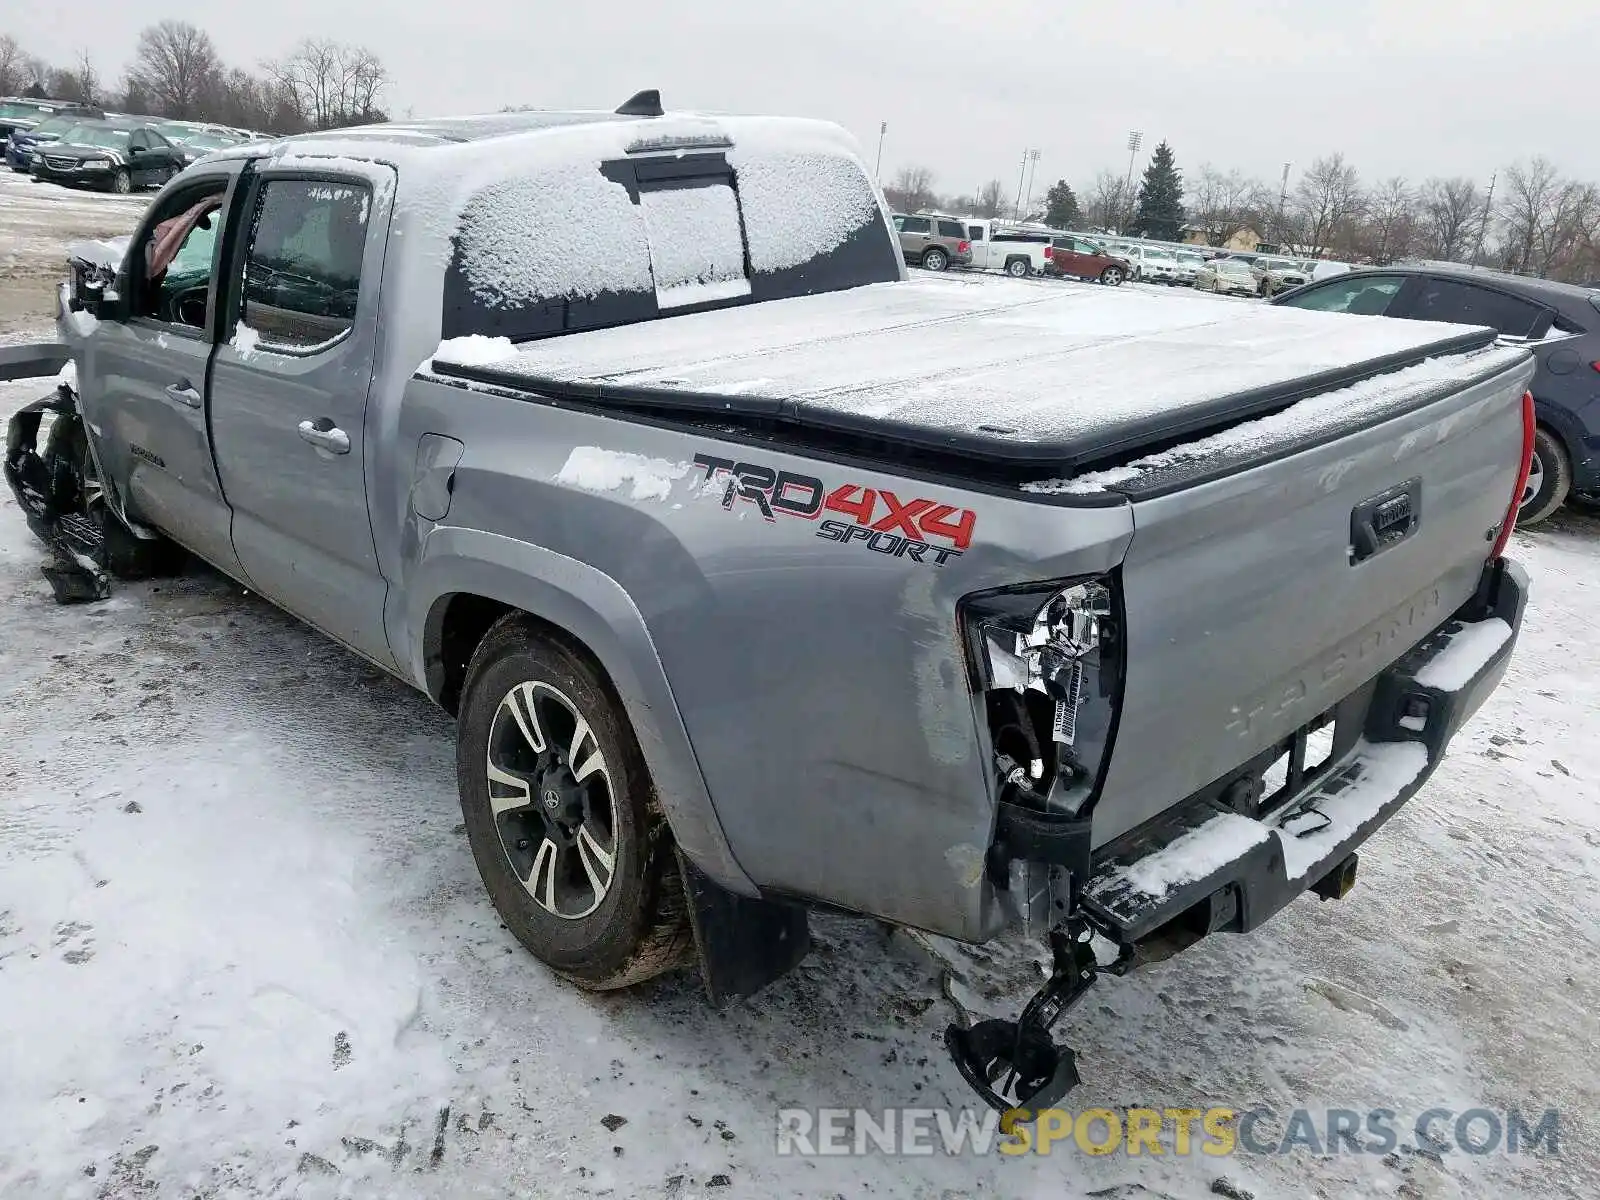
[1090,347,1535,846]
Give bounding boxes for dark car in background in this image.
[1274,266,1600,524]
[30,119,187,193]
[0,97,100,138]
[6,114,84,171]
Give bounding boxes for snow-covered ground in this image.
[3,180,1599,1200]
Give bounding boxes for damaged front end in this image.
[3,348,110,603]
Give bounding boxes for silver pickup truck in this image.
[3,92,1535,1111]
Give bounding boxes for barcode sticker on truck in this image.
[1052,660,1085,745]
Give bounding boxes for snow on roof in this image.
[432,274,1520,465]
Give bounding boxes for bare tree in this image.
[1085,170,1129,232]
[129,21,221,118]
[1418,177,1481,261]
[0,34,26,95]
[1292,154,1364,254]
[1357,177,1418,264]
[75,48,98,104]
[1187,165,1268,247]
[883,165,936,213]
[1498,158,1600,277]
[265,39,387,130]
[976,179,1007,219]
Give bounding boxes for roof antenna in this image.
[615,89,663,117]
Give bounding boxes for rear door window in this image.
[968,224,985,241]
[1395,277,1551,338]
[937,220,966,239]
[1276,275,1404,316]
[239,178,370,351]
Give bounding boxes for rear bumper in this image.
[1079,557,1527,949]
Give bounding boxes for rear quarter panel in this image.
[394,377,1133,939]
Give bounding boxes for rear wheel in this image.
[1005,257,1030,278]
[1518,426,1571,527]
[456,616,692,990]
[921,247,949,272]
[1100,266,1124,286]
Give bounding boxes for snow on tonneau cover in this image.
[434,274,1535,853]
[430,274,1503,468]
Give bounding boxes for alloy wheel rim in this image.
[486,681,617,920]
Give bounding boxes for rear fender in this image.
[399,524,759,897]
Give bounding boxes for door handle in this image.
[297,418,351,455]
[163,382,201,408]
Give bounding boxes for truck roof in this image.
[430,275,1505,469]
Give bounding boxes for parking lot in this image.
[2,176,1599,1200]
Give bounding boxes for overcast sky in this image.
[12,0,1596,196]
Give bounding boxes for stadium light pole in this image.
[1122,131,1143,233]
[1020,148,1042,219]
[875,121,887,184]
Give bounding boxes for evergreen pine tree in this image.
[1042,180,1084,230]
[1133,142,1186,240]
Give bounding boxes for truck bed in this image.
[428,275,1496,470]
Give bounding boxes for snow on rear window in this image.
[639,183,751,309]
[732,149,879,274]
[455,163,651,306]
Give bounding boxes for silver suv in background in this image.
[893,213,973,271]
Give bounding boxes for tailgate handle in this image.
[1350,477,1421,563]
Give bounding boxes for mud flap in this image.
[4,387,111,604]
[675,849,810,1007]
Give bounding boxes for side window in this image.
[1399,278,1549,338]
[239,178,370,352]
[133,185,228,329]
[899,216,931,234]
[937,220,966,239]
[1277,275,1404,316]
[129,130,149,152]
[968,225,985,242]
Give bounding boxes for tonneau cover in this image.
[428,275,1496,467]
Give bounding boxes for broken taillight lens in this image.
[1489,390,1536,561]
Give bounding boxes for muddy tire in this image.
[456,615,693,990]
[1518,426,1571,527]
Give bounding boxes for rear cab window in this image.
[442,133,900,341]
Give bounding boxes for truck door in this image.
[75,166,246,576]
[967,222,992,270]
[207,165,397,668]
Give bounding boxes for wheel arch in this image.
[408,528,759,897]
[1530,398,1590,488]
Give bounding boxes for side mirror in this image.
[128,145,146,156]
[69,260,127,322]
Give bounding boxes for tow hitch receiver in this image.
[945,917,1105,1111]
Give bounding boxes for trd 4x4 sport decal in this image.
[693,453,975,566]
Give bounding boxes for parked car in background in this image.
[171,129,249,165]
[1171,249,1205,285]
[1194,256,1259,295]
[0,97,100,139]
[964,219,1052,277]
[1044,234,1129,285]
[1274,266,1600,524]
[1130,245,1184,285]
[6,114,80,172]
[892,213,972,272]
[30,119,187,193]
[1253,257,1312,297]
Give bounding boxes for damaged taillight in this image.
[1490,390,1535,562]
[962,576,1123,818]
